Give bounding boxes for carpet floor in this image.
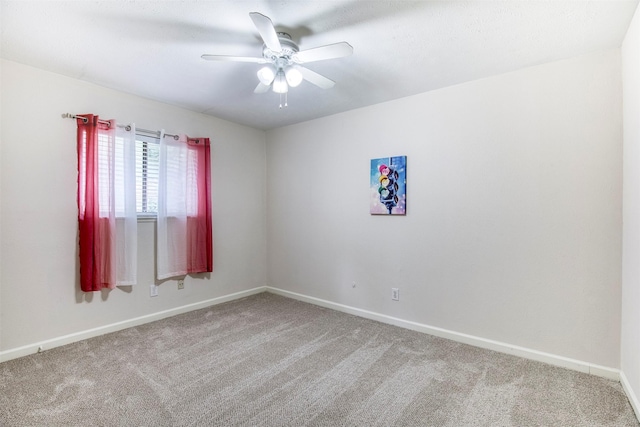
[0,292,638,426]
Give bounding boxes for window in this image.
[77,115,213,284]
[135,134,160,216]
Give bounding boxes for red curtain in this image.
[157,134,212,280]
[187,137,213,273]
[76,114,115,291]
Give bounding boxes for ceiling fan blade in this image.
[294,42,353,63]
[249,12,282,52]
[298,67,335,89]
[201,54,265,63]
[254,82,271,94]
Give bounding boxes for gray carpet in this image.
[0,292,638,426]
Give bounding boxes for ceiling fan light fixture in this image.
[285,67,303,87]
[272,70,288,93]
[257,66,275,85]
[202,12,352,103]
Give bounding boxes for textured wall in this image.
[622,1,640,410]
[267,50,623,368]
[0,60,267,352]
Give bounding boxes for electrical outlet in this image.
[178,279,185,290]
[150,284,159,297]
[392,288,399,301]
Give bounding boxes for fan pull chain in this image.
[278,93,289,109]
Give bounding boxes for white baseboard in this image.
[0,286,267,363]
[266,286,620,381]
[1,284,621,383]
[621,370,640,421]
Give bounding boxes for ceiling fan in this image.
[201,12,353,106]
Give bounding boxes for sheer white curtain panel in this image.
[157,130,188,279]
[114,124,138,285]
[156,131,212,279]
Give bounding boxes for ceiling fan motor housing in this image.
[263,33,299,64]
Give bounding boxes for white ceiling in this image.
[1,0,638,130]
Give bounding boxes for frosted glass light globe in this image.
[272,71,289,94]
[257,66,275,85]
[285,67,303,87]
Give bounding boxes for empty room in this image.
[2,0,640,425]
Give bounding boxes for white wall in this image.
[621,1,640,413]
[0,59,267,353]
[0,60,3,357]
[267,49,623,368]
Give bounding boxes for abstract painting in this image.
[370,156,406,215]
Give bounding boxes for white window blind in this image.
[95,131,160,217]
[135,134,160,215]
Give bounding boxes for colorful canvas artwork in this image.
[370,156,407,215]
